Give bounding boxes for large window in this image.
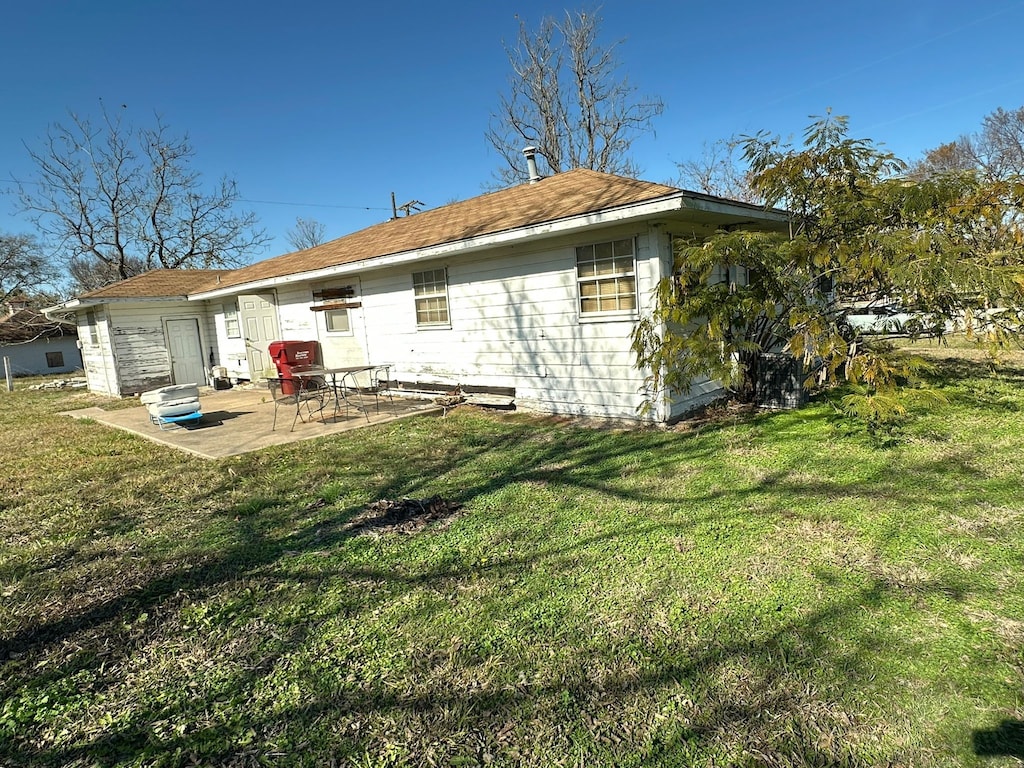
[412,268,450,327]
[576,238,637,315]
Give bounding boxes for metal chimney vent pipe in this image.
[522,146,542,183]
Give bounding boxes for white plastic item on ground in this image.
[140,384,200,404]
[147,398,202,418]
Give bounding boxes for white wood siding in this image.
[102,301,214,395]
[309,280,367,368]
[275,284,318,339]
[77,309,118,396]
[355,225,665,420]
[209,300,252,382]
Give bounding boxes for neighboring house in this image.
[44,168,787,422]
[0,301,82,376]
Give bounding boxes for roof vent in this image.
[522,146,542,184]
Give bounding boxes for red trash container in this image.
[268,340,320,394]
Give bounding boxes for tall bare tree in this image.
[16,105,270,292]
[675,139,761,203]
[285,217,328,251]
[913,105,1024,180]
[487,9,663,186]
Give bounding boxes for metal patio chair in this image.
[266,376,329,432]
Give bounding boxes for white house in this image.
[45,168,787,422]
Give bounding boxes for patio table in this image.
[290,364,393,423]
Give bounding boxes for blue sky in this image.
[2,0,1023,263]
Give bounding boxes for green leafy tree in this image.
[633,114,1024,423]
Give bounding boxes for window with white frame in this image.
[576,238,637,315]
[223,301,241,338]
[412,268,450,327]
[324,308,351,333]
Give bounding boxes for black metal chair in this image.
[370,364,396,415]
[266,376,328,431]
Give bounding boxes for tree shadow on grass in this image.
[2,402,1020,765]
[25,580,924,767]
[3,400,1003,661]
[973,719,1024,759]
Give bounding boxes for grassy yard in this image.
[1,356,1022,767]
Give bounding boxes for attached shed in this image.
[49,270,229,396]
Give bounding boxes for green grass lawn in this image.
[1,358,1022,767]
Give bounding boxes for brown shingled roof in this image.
[79,269,230,299]
[211,169,681,292]
[67,171,684,302]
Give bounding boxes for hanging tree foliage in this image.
[632,114,1024,423]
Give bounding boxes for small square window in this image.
[46,351,64,368]
[324,308,351,333]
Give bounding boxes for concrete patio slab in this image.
[60,385,444,459]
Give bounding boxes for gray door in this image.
[165,318,206,385]
[239,292,280,378]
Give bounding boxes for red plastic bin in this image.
[268,340,319,394]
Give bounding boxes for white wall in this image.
[353,224,669,421]
[77,307,118,396]
[209,299,251,382]
[268,283,367,369]
[202,221,726,421]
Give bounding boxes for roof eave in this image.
[41,299,86,317]
[679,192,789,221]
[42,295,193,318]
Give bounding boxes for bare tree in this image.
[285,217,328,251]
[16,105,270,292]
[0,234,51,307]
[486,8,663,186]
[913,106,1024,179]
[675,139,761,203]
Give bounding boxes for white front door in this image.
[239,292,280,378]
[165,318,206,386]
